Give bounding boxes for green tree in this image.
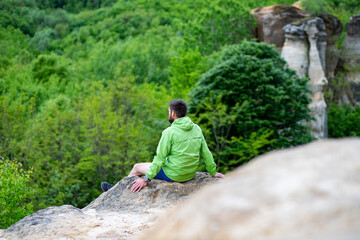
[32,54,68,83]
[189,41,313,169]
[0,158,35,228]
[169,48,206,99]
[190,94,275,172]
[182,0,255,54]
[328,103,360,138]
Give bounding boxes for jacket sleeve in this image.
[200,135,217,176]
[146,129,171,180]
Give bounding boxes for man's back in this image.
[146,116,216,182]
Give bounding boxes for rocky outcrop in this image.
[0,173,219,240]
[251,4,347,139]
[337,15,360,105]
[281,20,308,77]
[139,138,360,240]
[250,3,360,136]
[281,17,329,139]
[251,5,310,49]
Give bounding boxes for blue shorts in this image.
[154,168,174,182]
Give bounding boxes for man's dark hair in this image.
[169,99,187,118]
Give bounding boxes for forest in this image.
[1,0,359,228]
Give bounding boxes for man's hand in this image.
[131,178,148,192]
[213,172,225,178]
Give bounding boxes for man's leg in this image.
[128,163,152,177]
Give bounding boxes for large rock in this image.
[139,138,360,240]
[251,5,310,49]
[0,173,219,240]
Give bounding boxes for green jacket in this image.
[146,116,217,182]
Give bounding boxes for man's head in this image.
[168,99,187,124]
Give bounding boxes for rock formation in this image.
[281,17,329,139]
[337,15,360,105]
[305,18,328,139]
[139,138,360,240]
[251,5,310,49]
[251,5,340,139]
[0,173,219,240]
[281,21,308,77]
[250,4,360,139]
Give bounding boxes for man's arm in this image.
[131,130,171,192]
[146,129,171,179]
[200,135,224,178]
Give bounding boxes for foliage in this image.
[190,94,275,172]
[328,103,360,137]
[169,48,206,99]
[301,0,359,32]
[32,54,68,83]
[189,41,313,169]
[1,0,357,216]
[30,28,57,52]
[0,158,35,228]
[0,26,33,70]
[181,0,255,54]
[18,77,171,209]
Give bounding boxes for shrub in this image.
[30,28,56,52]
[0,158,35,228]
[328,103,360,137]
[32,54,68,83]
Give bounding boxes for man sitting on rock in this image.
[101,99,224,193]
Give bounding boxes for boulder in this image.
[84,172,218,213]
[138,138,360,240]
[251,5,310,49]
[0,173,219,240]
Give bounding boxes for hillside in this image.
[0,0,359,229]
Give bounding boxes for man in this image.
[101,99,224,193]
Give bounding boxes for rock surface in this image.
[281,17,329,139]
[0,173,219,240]
[139,138,360,240]
[251,5,310,49]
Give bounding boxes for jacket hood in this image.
[172,116,194,131]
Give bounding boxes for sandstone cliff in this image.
[251,4,360,139]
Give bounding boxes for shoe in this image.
[101,182,114,192]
